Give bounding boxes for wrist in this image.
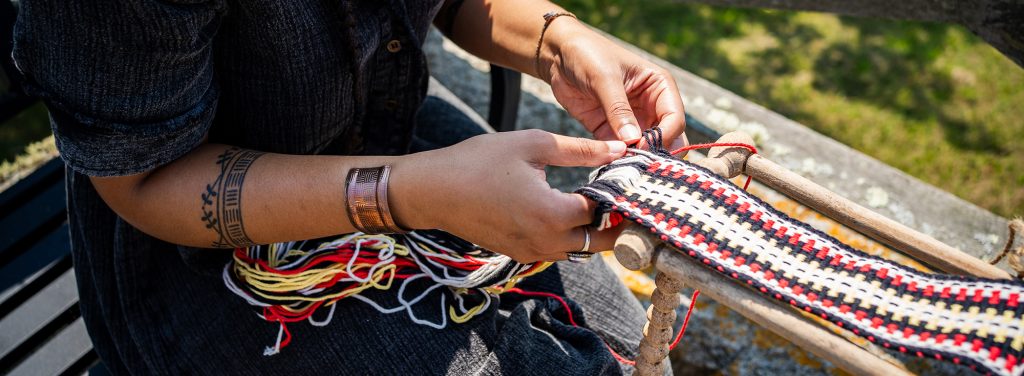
[537,13,590,82]
[386,151,440,231]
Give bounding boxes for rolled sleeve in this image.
[13,0,225,177]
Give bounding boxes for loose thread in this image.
[228,231,549,354]
[670,289,700,350]
[670,142,758,190]
[506,287,701,367]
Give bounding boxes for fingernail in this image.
[619,124,641,141]
[606,140,626,156]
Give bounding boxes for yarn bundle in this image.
[223,230,548,355]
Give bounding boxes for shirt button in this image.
[386,39,402,53]
[384,99,399,110]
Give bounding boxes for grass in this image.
[0,102,53,186]
[556,0,1024,217]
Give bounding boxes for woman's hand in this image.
[539,19,688,149]
[390,130,626,263]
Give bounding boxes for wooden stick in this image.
[744,154,1011,279]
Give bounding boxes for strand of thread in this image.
[670,142,758,190]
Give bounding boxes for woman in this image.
[13,0,688,374]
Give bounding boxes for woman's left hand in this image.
[538,18,688,149]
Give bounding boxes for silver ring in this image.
[566,227,593,263]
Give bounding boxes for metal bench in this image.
[0,1,523,371]
[0,1,105,373]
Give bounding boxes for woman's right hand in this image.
[390,130,627,263]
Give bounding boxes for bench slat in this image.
[0,158,62,215]
[6,318,94,376]
[0,255,72,319]
[0,224,71,296]
[0,175,67,267]
[0,267,77,362]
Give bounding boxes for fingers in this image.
[652,70,688,150]
[595,79,643,143]
[670,132,690,156]
[525,131,627,167]
[543,225,622,262]
[547,192,597,227]
[536,193,622,259]
[592,67,686,151]
[591,124,618,141]
[572,223,622,253]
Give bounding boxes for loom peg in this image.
[615,227,660,270]
[697,131,755,178]
[632,273,684,376]
[641,320,676,343]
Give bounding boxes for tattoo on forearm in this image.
[201,147,264,248]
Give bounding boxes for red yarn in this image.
[506,287,702,366]
[670,142,758,156]
[671,289,700,350]
[669,142,758,190]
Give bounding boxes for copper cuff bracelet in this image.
[345,166,409,234]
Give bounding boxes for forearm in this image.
[441,0,591,78]
[89,130,627,262]
[90,143,430,248]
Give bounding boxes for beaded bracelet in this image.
[533,11,577,81]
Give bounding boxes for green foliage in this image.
[0,135,56,188]
[558,0,1024,217]
[0,102,55,187]
[0,102,50,162]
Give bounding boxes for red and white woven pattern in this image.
[579,149,1024,376]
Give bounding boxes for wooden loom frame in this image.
[613,131,1013,376]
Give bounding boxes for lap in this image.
[142,247,645,375]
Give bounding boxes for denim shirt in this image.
[13,0,443,373]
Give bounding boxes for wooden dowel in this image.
[744,154,1011,279]
[614,226,659,271]
[650,240,912,376]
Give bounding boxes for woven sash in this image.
[578,149,1024,376]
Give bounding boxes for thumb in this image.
[529,132,627,167]
[597,80,642,143]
